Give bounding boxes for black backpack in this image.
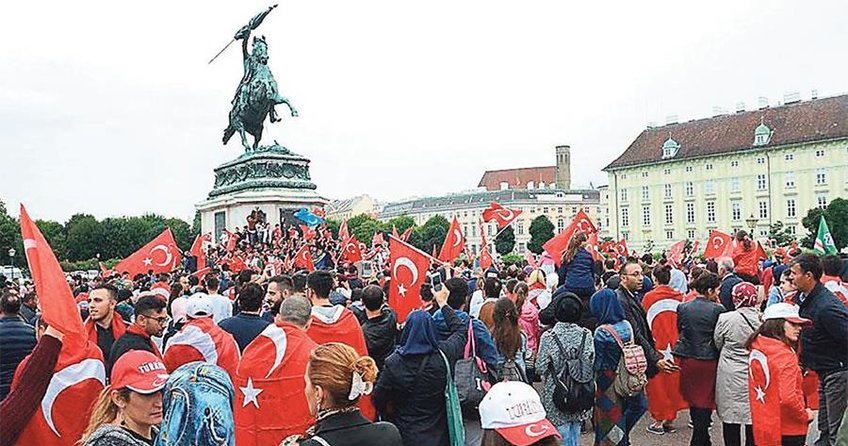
[547,329,595,413]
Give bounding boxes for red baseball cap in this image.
[111,350,169,394]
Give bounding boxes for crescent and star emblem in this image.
[259,324,287,378]
[392,257,419,297]
[748,349,771,404]
[524,423,549,437]
[42,359,106,436]
[496,207,514,221]
[646,299,679,327]
[146,244,172,267]
[452,228,463,247]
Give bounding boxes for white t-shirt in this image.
[208,293,233,323]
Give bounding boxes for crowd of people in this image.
[1,224,848,446]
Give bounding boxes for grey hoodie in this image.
[84,424,157,446]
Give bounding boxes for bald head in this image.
[278,296,312,329]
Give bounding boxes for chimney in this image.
[784,92,801,104]
[757,97,769,109]
[665,115,678,125]
[811,89,819,100]
[555,145,571,191]
[735,101,746,113]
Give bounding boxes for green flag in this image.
[814,215,837,255]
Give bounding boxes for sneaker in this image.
[647,423,666,435]
[663,423,678,434]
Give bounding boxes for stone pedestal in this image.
[196,144,326,239]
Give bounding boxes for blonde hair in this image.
[78,386,130,445]
[308,343,378,408]
[527,270,546,288]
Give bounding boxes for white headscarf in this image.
[669,268,688,294]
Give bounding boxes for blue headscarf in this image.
[396,310,440,356]
[590,288,625,325]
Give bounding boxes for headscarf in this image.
[554,292,582,323]
[669,268,688,294]
[396,310,440,356]
[590,288,625,325]
[731,282,758,308]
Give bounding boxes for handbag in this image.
[440,349,466,446]
[453,319,492,418]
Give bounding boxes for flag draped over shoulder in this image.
[748,337,784,446]
[641,285,687,421]
[15,205,105,446]
[162,318,241,381]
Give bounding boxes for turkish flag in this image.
[542,209,597,263]
[225,229,238,252]
[392,225,400,240]
[642,286,687,421]
[667,240,686,268]
[300,224,316,241]
[439,217,466,262]
[229,255,247,273]
[401,227,413,242]
[749,337,783,446]
[190,233,212,270]
[482,202,522,229]
[702,230,732,259]
[478,221,493,270]
[16,205,105,446]
[339,219,350,241]
[306,306,375,420]
[691,240,701,257]
[98,261,112,277]
[587,232,602,261]
[192,266,213,279]
[235,323,317,446]
[389,236,431,323]
[312,207,325,218]
[614,238,629,258]
[113,228,182,277]
[163,318,241,381]
[372,231,386,247]
[293,244,315,271]
[755,241,768,261]
[342,236,363,263]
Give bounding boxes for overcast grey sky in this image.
[2,0,846,222]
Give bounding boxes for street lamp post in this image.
[746,214,758,237]
[7,248,15,278]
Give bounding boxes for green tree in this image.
[767,221,795,247]
[165,218,193,251]
[495,226,515,255]
[527,216,554,254]
[325,219,340,239]
[801,198,848,251]
[65,214,101,261]
[384,215,416,236]
[36,219,67,259]
[191,211,202,238]
[409,215,449,254]
[0,200,23,267]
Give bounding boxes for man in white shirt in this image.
[204,275,232,323]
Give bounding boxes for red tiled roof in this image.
[605,94,848,170]
[478,166,556,191]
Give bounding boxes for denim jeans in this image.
[557,421,580,446]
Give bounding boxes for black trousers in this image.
[782,435,806,446]
[722,423,754,446]
[690,408,713,446]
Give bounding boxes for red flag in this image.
[235,323,317,446]
[439,217,466,262]
[703,230,732,259]
[614,238,629,258]
[667,240,686,268]
[112,229,182,276]
[192,266,213,279]
[431,244,438,259]
[401,227,413,242]
[542,209,597,262]
[478,221,493,270]
[98,261,112,277]
[642,286,687,421]
[371,231,385,247]
[191,233,212,270]
[293,244,315,271]
[691,240,700,256]
[525,251,537,269]
[339,219,350,241]
[392,225,400,240]
[755,241,768,261]
[312,207,325,218]
[225,229,238,252]
[389,236,431,323]
[481,202,522,229]
[163,318,240,381]
[299,224,316,241]
[587,232,602,261]
[16,205,105,446]
[341,236,363,263]
[229,255,247,274]
[748,337,784,446]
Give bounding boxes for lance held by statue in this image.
[219,5,298,152]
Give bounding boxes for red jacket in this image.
[749,336,809,444]
[732,244,760,278]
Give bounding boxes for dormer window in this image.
[662,137,680,159]
[754,121,772,146]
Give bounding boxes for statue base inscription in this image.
[196,144,326,237]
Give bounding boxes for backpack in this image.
[454,319,492,419]
[499,333,528,383]
[601,321,647,397]
[155,362,236,446]
[547,329,595,413]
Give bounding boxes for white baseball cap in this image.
[763,302,812,326]
[186,293,214,318]
[479,381,561,446]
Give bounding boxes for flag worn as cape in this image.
[641,285,687,421]
[162,318,241,382]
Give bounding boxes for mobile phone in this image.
[356,260,374,278]
[427,271,443,291]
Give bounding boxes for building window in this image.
[463,225,468,237]
[557,218,565,232]
[785,153,794,161]
[620,188,628,202]
[666,230,674,240]
[757,174,767,191]
[730,160,739,167]
[665,204,674,225]
[754,123,772,146]
[757,157,766,164]
[518,242,526,253]
[685,166,693,173]
[705,163,713,171]
[621,208,629,227]
[621,173,627,179]
[557,207,563,214]
[787,225,796,235]
[642,206,651,226]
[664,184,672,199]
[730,177,740,193]
[707,201,716,223]
[686,203,695,224]
[816,169,826,185]
[471,225,476,237]
[622,232,629,241]
[732,201,742,221]
[640,171,648,178]
[517,221,524,235]
[543,206,549,213]
[786,199,796,218]
[817,194,828,209]
[488,224,493,236]
[705,180,715,195]
[663,168,671,175]
[685,182,694,197]
[662,138,680,159]
[758,200,769,219]
[641,186,650,201]
[688,229,696,240]
[785,172,795,188]
[816,149,825,157]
